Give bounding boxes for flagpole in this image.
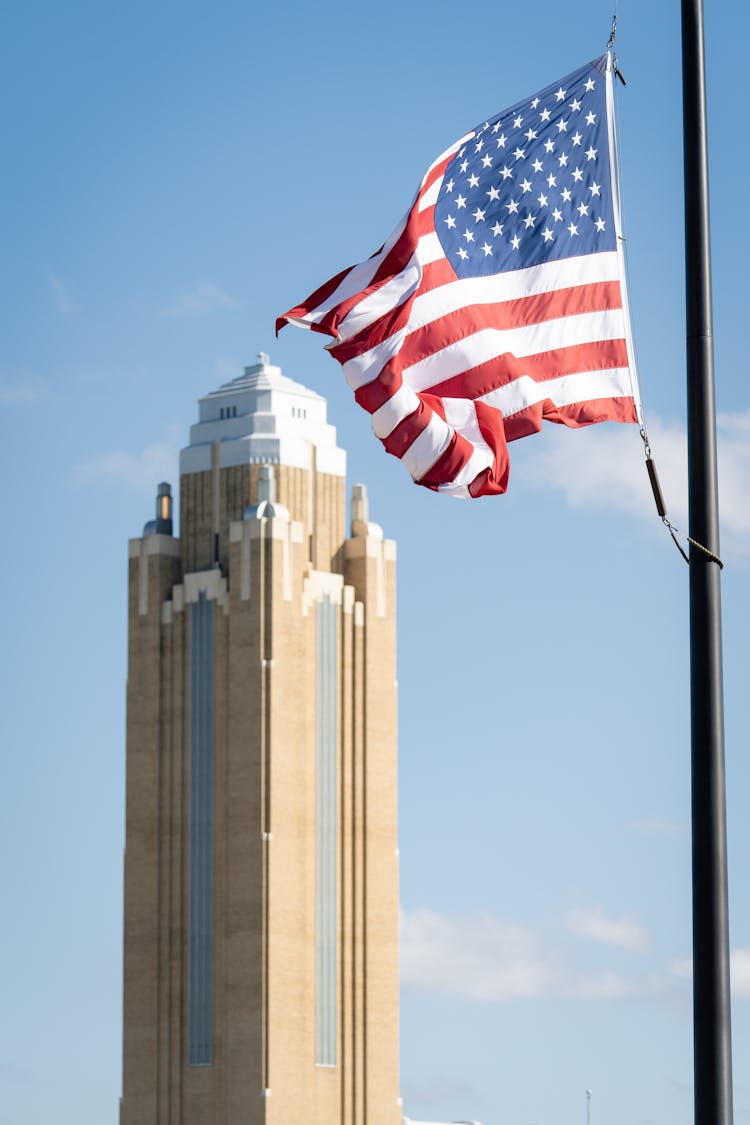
[680,3,733,1125]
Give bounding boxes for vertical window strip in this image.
[315,595,337,1065]
[188,593,214,1065]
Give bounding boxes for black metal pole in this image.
[681,3,733,1125]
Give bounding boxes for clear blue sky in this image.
[2,2,748,1124]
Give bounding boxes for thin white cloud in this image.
[47,271,79,312]
[0,381,45,406]
[565,905,649,952]
[163,282,239,317]
[670,949,750,997]
[575,972,635,1000]
[520,411,750,556]
[73,440,178,493]
[732,950,750,998]
[400,906,634,1002]
[670,956,692,980]
[714,412,750,542]
[0,1062,35,1084]
[630,817,686,836]
[400,1075,478,1107]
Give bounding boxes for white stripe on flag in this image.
[371,384,421,439]
[409,251,622,329]
[336,231,444,341]
[341,327,407,390]
[402,310,627,392]
[342,304,625,392]
[400,414,453,480]
[480,366,633,418]
[419,178,442,210]
[417,232,446,266]
[302,209,411,325]
[440,399,495,489]
[337,254,422,339]
[421,133,473,180]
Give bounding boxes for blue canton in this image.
[435,57,616,279]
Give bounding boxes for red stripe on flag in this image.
[419,152,458,199]
[353,338,627,421]
[280,205,433,341]
[275,262,354,335]
[417,431,474,489]
[354,360,403,413]
[424,337,630,399]
[333,276,621,371]
[503,394,637,442]
[354,339,628,426]
[468,400,511,496]
[410,398,475,488]
[380,398,432,458]
[330,258,456,367]
[397,281,623,369]
[312,211,425,338]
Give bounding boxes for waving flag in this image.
[277,54,641,498]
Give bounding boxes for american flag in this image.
[277,54,641,498]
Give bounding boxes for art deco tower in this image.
[121,354,400,1125]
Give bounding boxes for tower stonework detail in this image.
[121,356,400,1125]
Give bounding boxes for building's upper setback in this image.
[180,352,346,477]
[176,353,349,574]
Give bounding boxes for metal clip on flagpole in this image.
[607,12,627,85]
[640,428,723,569]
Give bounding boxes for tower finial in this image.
[156,482,173,533]
[257,350,270,366]
[143,481,173,537]
[351,482,369,525]
[351,483,383,540]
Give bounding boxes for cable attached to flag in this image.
[640,427,724,569]
[608,20,722,571]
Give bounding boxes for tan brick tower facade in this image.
[121,355,400,1125]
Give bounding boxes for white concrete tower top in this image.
[180,352,346,477]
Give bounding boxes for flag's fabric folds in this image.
[277,55,641,498]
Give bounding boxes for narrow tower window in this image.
[315,594,338,1065]
[188,592,215,1065]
